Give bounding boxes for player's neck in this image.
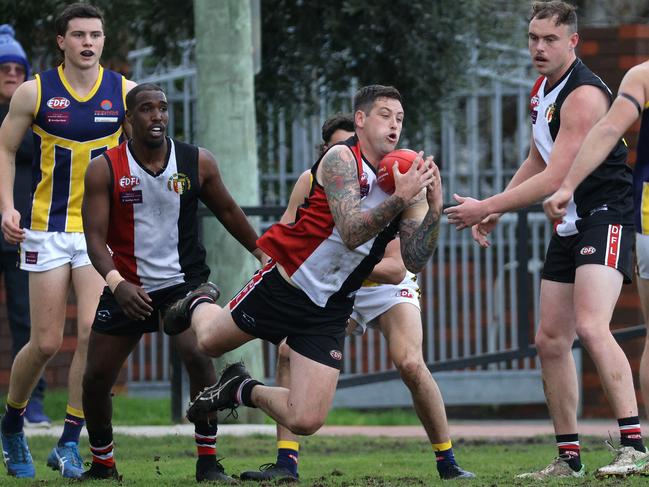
[131,138,168,172]
[357,136,381,168]
[61,62,100,97]
[545,53,577,87]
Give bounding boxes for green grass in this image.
[3,434,648,486]
[0,390,173,426]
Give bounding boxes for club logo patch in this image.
[46,97,70,109]
[167,173,191,195]
[545,103,556,123]
[329,350,343,361]
[580,246,596,255]
[100,99,113,110]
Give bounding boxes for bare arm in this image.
[366,238,406,284]
[121,79,137,139]
[485,85,609,213]
[544,66,648,220]
[399,162,444,273]
[504,143,547,191]
[446,85,610,228]
[561,66,646,192]
[0,81,37,243]
[279,170,311,224]
[319,145,434,249]
[198,148,264,261]
[83,156,153,319]
[82,156,119,278]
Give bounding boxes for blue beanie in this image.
[0,25,30,79]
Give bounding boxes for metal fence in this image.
[125,41,565,408]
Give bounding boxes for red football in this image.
[377,149,419,194]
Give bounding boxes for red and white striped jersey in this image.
[102,138,209,292]
[258,136,399,307]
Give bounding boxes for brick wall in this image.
[578,24,649,417]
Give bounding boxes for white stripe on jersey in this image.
[126,140,185,291]
[532,71,579,236]
[290,161,389,307]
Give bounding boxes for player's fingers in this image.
[138,288,153,304]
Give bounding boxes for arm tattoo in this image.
[399,210,441,272]
[322,147,406,249]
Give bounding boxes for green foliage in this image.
[2,0,526,126]
[0,0,194,70]
[255,0,527,127]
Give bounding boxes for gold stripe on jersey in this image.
[642,182,649,235]
[644,100,649,109]
[58,64,104,102]
[30,125,123,232]
[33,74,42,118]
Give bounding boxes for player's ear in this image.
[354,110,365,128]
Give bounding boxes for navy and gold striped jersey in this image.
[634,103,649,234]
[30,64,126,232]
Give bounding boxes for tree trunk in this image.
[194,0,264,423]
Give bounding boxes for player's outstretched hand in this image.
[471,214,500,248]
[543,186,571,221]
[1,208,25,244]
[113,281,153,321]
[444,194,487,230]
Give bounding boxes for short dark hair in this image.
[530,1,577,33]
[353,85,402,115]
[55,3,105,37]
[126,83,165,111]
[318,113,354,156]
[322,113,354,145]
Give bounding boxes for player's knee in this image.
[394,354,425,383]
[82,367,107,397]
[287,414,325,436]
[195,334,219,357]
[34,339,61,360]
[535,330,569,359]
[574,322,608,349]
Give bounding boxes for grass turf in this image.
[2,434,648,486]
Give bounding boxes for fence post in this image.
[516,209,530,350]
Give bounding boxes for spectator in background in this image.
[0,24,50,428]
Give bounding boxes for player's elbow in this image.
[341,232,363,250]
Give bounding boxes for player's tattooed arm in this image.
[399,203,441,273]
[321,146,406,249]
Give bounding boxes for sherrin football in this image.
[376,149,419,195]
